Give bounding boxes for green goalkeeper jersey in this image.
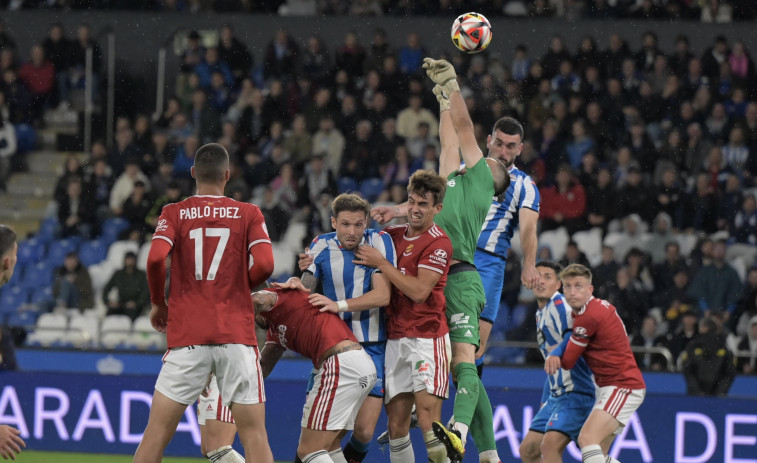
[435,157,494,264]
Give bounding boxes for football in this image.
[451,12,492,54]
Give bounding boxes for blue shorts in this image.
[306,342,385,398]
[529,392,595,443]
[474,250,507,323]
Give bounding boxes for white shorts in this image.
[384,335,451,404]
[156,344,265,406]
[198,374,234,425]
[302,349,377,431]
[594,386,646,430]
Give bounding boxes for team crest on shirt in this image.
[403,244,414,256]
[156,219,168,232]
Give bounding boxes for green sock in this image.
[452,362,479,427]
[469,375,497,452]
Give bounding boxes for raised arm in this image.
[423,58,484,172]
[519,208,542,289]
[435,87,461,178]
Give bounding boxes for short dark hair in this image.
[492,116,524,141]
[0,225,16,257]
[408,170,447,206]
[193,143,229,183]
[536,261,563,275]
[331,193,371,218]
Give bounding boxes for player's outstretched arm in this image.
[434,85,461,178]
[423,58,483,170]
[519,208,542,289]
[259,344,286,378]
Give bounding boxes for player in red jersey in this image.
[134,143,275,463]
[354,170,453,463]
[545,264,646,463]
[254,288,377,463]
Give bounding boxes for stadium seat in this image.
[16,238,45,267]
[36,217,59,244]
[538,227,570,261]
[359,178,386,202]
[30,286,54,309]
[101,217,130,243]
[136,241,151,271]
[0,286,29,314]
[126,315,165,350]
[78,239,108,267]
[20,262,54,291]
[46,238,81,267]
[6,310,40,329]
[67,313,100,348]
[105,240,140,269]
[100,314,132,349]
[337,177,358,194]
[271,243,295,280]
[572,227,603,267]
[36,312,68,330]
[282,221,307,253]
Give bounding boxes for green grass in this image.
[16,451,289,462]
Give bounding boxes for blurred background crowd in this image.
[0,4,755,392]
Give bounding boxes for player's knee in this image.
[577,432,594,450]
[352,421,375,443]
[519,440,540,463]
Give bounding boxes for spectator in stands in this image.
[121,180,152,234]
[300,35,331,85]
[717,174,745,232]
[606,266,649,335]
[733,194,757,245]
[606,214,647,272]
[625,247,654,293]
[736,315,757,374]
[54,153,85,203]
[646,212,677,265]
[688,239,742,317]
[616,164,655,223]
[559,241,591,269]
[342,119,378,180]
[178,30,205,77]
[189,89,221,143]
[107,127,140,177]
[173,135,200,180]
[102,251,149,320]
[58,176,94,239]
[59,24,101,105]
[298,153,335,207]
[217,24,252,86]
[374,117,405,164]
[395,94,437,140]
[258,186,288,242]
[263,28,299,83]
[632,316,669,371]
[17,44,54,125]
[110,157,150,216]
[564,119,595,170]
[593,245,619,298]
[682,316,736,395]
[684,122,712,174]
[656,265,697,329]
[652,167,684,222]
[405,120,439,161]
[283,114,312,169]
[53,251,94,311]
[652,241,687,290]
[195,47,234,90]
[701,0,733,23]
[539,164,587,233]
[302,88,334,134]
[541,35,572,79]
[677,172,719,233]
[397,31,424,75]
[146,181,184,230]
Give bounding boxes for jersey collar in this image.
[577,296,594,315]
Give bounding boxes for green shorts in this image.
[444,264,485,347]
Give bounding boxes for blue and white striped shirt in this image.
[536,292,595,397]
[307,229,397,343]
[476,167,540,259]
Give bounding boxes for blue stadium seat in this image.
[47,238,81,267]
[7,310,40,329]
[359,178,386,202]
[21,262,54,290]
[337,177,359,194]
[16,238,45,267]
[30,286,54,308]
[101,217,130,243]
[36,217,60,244]
[78,240,108,267]
[0,286,28,314]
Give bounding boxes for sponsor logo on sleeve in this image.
[429,248,448,265]
[155,219,168,232]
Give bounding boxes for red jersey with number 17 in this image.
[262,288,358,367]
[563,296,646,389]
[384,223,452,339]
[152,195,271,348]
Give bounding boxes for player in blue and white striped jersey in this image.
[473,117,542,375]
[279,193,396,463]
[519,261,596,463]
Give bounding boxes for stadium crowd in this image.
[1,0,756,23]
[1,17,756,378]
